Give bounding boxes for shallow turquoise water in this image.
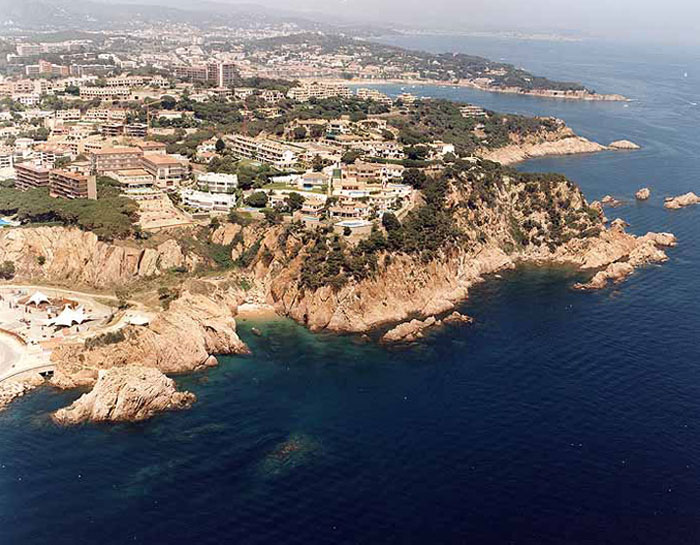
[2,38,700,544]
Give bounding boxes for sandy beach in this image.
[236,302,280,320]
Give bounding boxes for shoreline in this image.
[236,302,280,320]
[311,77,629,102]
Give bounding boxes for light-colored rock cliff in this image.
[50,285,250,389]
[52,366,195,424]
[0,373,44,411]
[480,135,606,165]
[243,167,677,333]
[0,226,192,288]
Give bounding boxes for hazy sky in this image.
[214,0,700,45]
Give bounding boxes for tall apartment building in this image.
[16,43,42,57]
[226,134,299,168]
[91,147,144,174]
[105,76,146,87]
[84,108,127,123]
[49,169,97,200]
[54,109,81,122]
[101,123,125,137]
[355,88,393,105]
[25,60,69,77]
[0,146,13,170]
[15,163,50,191]
[287,81,352,102]
[174,61,237,87]
[79,87,131,100]
[124,123,148,138]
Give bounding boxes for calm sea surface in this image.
[3,37,700,544]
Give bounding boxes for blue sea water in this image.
[3,37,700,544]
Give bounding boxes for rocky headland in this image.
[0,373,45,411]
[479,127,639,166]
[44,284,250,423]
[479,126,606,165]
[52,366,196,425]
[0,160,679,423]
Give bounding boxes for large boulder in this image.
[52,366,195,424]
[635,188,651,200]
[609,140,641,150]
[664,192,700,210]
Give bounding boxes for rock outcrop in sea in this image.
[664,192,700,209]
[636,188,651,200]
[479,125,606,165]
[0,373,45,411]
[609,140,641,150]
[382,312,473,343]
[601,195,623,207]
[52,366,195,425]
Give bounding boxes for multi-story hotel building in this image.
[287,81,352,102]
[174,61,237,87]
[226,134,299,168]
[49,169,97,200]
[15,162,50,191]
[91,147,144,174]
[141,154,185,188]
[79,86,131,100]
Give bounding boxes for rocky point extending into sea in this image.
[0,153,680,424]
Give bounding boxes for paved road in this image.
[0,284,132,384]
[0,333,21,378]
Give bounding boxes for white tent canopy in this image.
[47,305,91,328]
[26,291,50,306]
[127,314,150,326]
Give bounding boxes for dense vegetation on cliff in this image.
[390,99,561,155]
[292,159,602,291]
[0,184,138,240]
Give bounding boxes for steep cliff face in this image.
[50,284,250,389]
[0,226,191,288]
[236,162,675,333]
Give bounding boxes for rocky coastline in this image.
[0,159,680,424]
[52,366,196,425]
[479,129,639,166]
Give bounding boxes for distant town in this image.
[0,27,540,238]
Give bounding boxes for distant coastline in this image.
[311,77,628,102]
